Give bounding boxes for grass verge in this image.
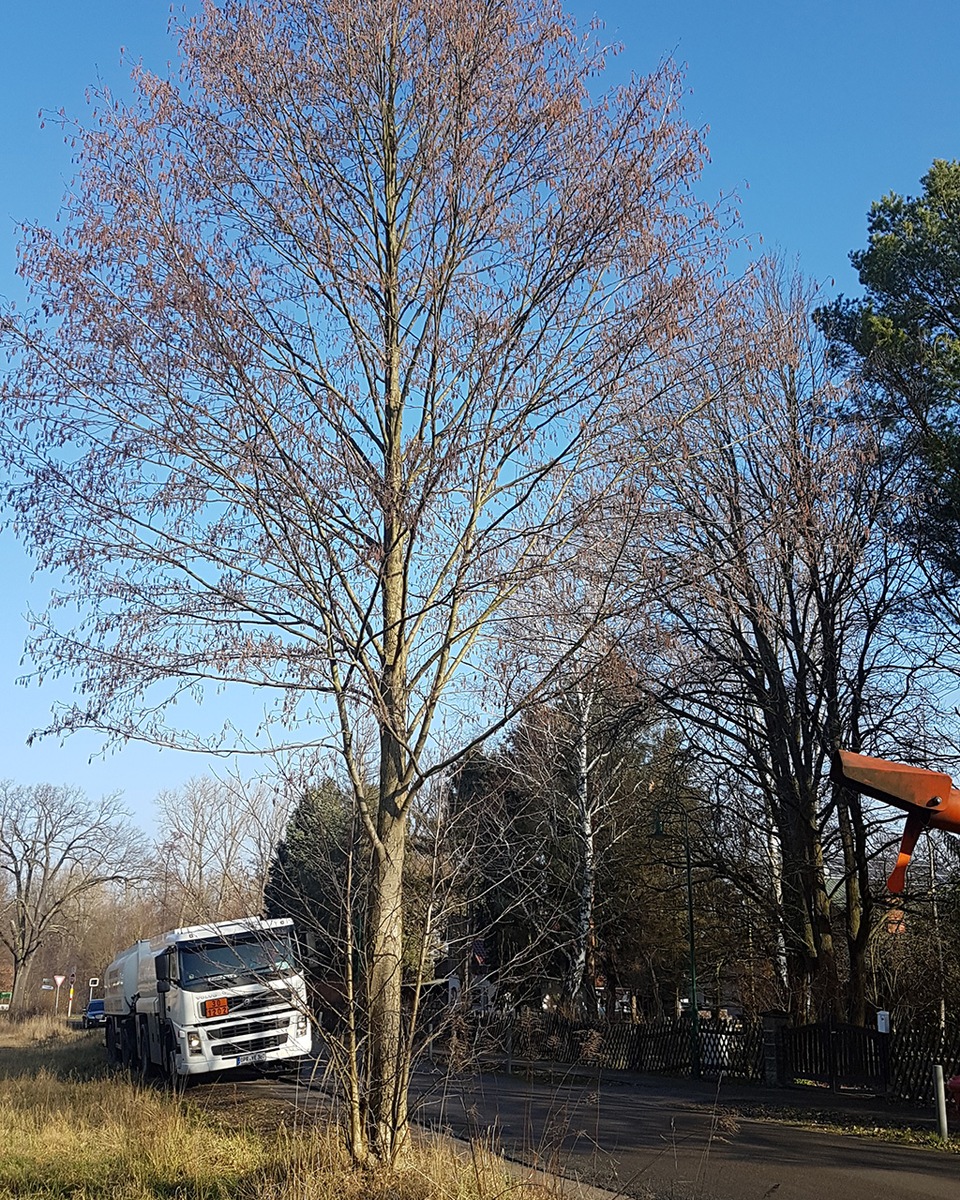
[687,1099,960,1152]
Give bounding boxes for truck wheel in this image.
[121,1023,136,1073]
[106,1020,119,1068]
[165,1046,186,1092]
[137,1029,155,1083]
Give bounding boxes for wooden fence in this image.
[779,1019,960,1102]
[463,1012,764,1082]
[889,1024,960,1102]
[451,1011,960,1103]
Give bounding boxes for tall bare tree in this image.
[636,266,950,1021]
[1,0,722,1158]
[0,783,140,1013]
[496,659,646,1013]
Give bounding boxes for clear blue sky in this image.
[0,1,957,826]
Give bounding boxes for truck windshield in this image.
[177,933,298,990]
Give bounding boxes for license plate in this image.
[237,1052,268,1066]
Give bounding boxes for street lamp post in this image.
[652,800,700,1079]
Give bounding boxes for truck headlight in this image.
[296,1012,308,1036]
[187,1031,203,1055]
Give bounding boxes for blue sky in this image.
[0,0,958,827]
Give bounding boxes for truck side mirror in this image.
[155,949,176,989]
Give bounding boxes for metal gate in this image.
[781,1020,890,1092]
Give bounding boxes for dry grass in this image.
[0,1014,104,1080]
[0,1019,551,1200]
[0,1013,76,1046]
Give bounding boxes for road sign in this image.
[53,974,65,987]
[88,977,100,988]
[40,983,54,991]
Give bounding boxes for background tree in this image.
[264,778,358,973]
[1,0,722,1159]
[445,744,557,1007]
[480,613,653,1014]
[636,266,949,1022]
[47,879,159,1006]
[816,160,960,578]
[152,775,291,926]
[447,704,718,1021]
[0,782,140,1013]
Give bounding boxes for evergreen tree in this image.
[816,160,960,576]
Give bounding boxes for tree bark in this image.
[568,685,597,1015]
[366,799,407,1161]
[10,955,34,1015]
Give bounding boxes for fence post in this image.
[876,1011,890,1094]
[761,1011,789,1086]
[934,1063,950,1141]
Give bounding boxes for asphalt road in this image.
[407,1069,960,1200]
[232,1062,960,1200]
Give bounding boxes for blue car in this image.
[83,999,106,1029]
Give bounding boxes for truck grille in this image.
[207,1012,292,1057]
[212,1031,288,1057]
[229,989,292,1014]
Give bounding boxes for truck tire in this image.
[165,1045,187,1092]
[137,1024,155,1083]
[121,1021,136,1073]
[105,1019,120,1068]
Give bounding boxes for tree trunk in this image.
[569,686,597,1016]
[767,825,790,1000]
[366,802,407,1163]
[10,954,34,1015]
[365,42,411,1162]
[836,791,871,1026]
[776,780,839,1022]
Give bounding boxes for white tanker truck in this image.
[103,916,311,1080]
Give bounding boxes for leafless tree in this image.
[496,658,646,1013]
[1,0,724,1158]
[152,775,292,925]
[0,783,141,1013]
[634,265,952,1022]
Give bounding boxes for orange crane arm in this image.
[831,749,960,894]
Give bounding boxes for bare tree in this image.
[635,265,951,1022]
[54,879,160,999]
[152,775,292,925]
[445,683,673,1020]
[1,0,723,1159]
[0,783,141,1013]
[496,658,645,1013]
